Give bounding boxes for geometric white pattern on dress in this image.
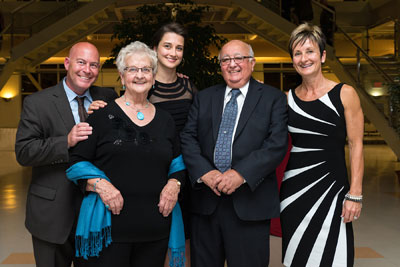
[283,181,336,267]
[281,173,329,212]
[283,161,326,181]
[306,186,344,267]
[319,93,340,117]
[291,146,323,153]
[288,126,328,136]
[289,90,336,126]
[332,201,348,267]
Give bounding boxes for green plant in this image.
[106,0,227,90]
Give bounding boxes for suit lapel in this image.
[234,78,262,139]
[212,85,226,142]
[52,82,75,131]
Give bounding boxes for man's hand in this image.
[216,169,244,195]
[177,73,189,79]
[67,122,92,148]
[88,100,108,114]
[201,170,223,196]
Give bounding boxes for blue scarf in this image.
[168,155,186,267]
[66,156,186,264]
[66,161,112,259]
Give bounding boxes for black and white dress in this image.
[280,83,354,267]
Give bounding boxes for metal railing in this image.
[29,1,80,36]
[253,0,280,15]
[4,0,84,53]
[337,25,395,85]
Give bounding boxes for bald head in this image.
[64,42,100,95]
[218,40,254,60]
[219,40,255,88]
[68,42,99,60]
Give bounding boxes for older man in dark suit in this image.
[180,40,288,267]
[15,42,118,267]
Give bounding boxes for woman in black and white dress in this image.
[280,23,364,267]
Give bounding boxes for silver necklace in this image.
[124,94,150,120]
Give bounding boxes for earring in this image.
[122,85,126,90]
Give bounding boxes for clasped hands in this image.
[201,169,244,196]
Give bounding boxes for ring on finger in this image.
[105,205,110,209]
[354,216,358,220]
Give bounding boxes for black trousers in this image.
[32,233,81,267]
[191,196,271,267]
[79,238,169,267]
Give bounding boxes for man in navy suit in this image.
[180,40,288,267]
[15,42,118,267]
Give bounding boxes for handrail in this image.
[0,24,10,37]
[10,0,37,15]
[336,25,395,84]
[253,0,280,15]
[366,16,400,30]
[29,0,80,36]
[5,0,83,52]
[311,0,335,16]
[9,0,38,49]
[0,1,35,41]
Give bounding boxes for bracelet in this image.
[93,178,102,192]
[345,192,363,203]
[169,178,181,187]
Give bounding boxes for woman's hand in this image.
[341,200,362,223]
[158,179,180,217]
[88,178,124,215]
[88,100,108,114]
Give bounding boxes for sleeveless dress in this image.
[280,83,354,267]
[148,76,197,239]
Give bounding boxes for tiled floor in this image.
[0,145,399,266]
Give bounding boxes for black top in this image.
[69,101,184,242]
[148,77,196,133]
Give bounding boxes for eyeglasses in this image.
[124,66,153,75]
[76,59,100,70]
[219,56,253,66]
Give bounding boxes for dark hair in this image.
[288,22,326,59]
[151,22,187,48]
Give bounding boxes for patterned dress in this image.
[280,83,354,267]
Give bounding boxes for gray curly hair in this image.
[115,41,158,75]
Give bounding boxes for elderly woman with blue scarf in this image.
[67,41,185,267]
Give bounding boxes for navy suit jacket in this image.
[180,78,288,221]
[15,81,118,244]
